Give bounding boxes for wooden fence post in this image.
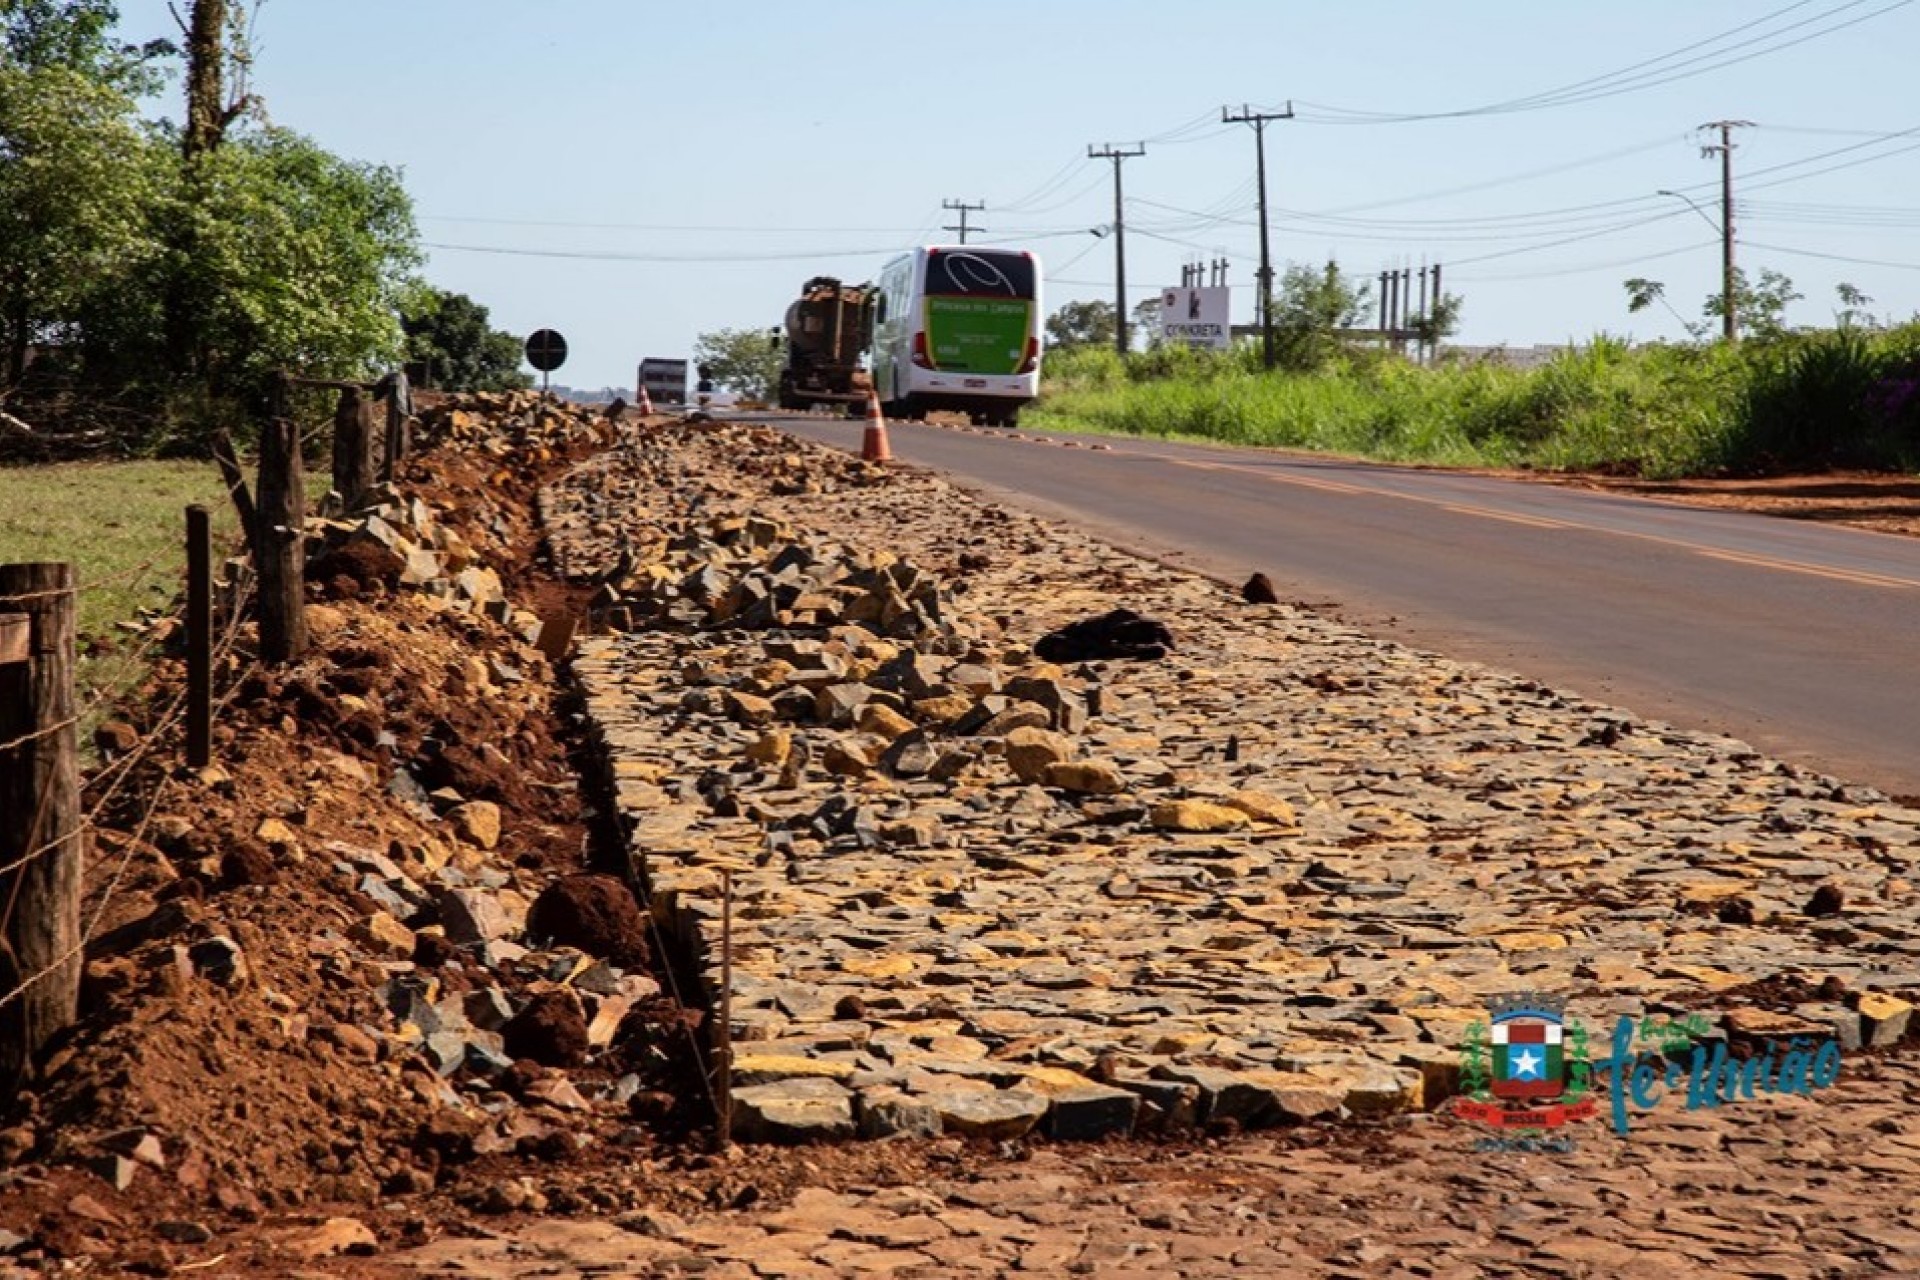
[186,506,213,767]
[380,368,410,483]
[0,563,81,1097]
[331,386,374,512]
[257,413,308,665]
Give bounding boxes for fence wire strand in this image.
[0,560,160,608]
[0,575,258,910]
[0,716,79,757]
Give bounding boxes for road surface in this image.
[750,412,1920,798]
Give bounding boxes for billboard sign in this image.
[1160,286,1231,350]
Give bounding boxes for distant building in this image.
[1439,344,1570,370]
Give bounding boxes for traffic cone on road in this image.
[860,391,892,463]
[637,385,655,416]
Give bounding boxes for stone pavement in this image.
[544,421,1920,1146]
[361,418,1920,1278]
[389,1053,1920,1277]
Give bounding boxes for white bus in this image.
[871,246,1042,428]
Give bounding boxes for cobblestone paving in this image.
[392,1055,1920,1278]
[549,424,1920,1145]
[374,421,1920,1277]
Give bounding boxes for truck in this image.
[637,357,688,407]
[777,276,876,412]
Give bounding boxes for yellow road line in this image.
[1696,548,1917,591]
[1440,504,1571,530]
[1142,449,1920,588]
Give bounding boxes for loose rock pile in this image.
[551,419,1920,1147]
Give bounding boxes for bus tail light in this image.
[912,332,934,368]
[1017,337,1040,374]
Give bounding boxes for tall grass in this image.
[1031,323,1920,478]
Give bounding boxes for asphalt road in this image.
[743,411,1920,798]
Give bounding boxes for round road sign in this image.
[524,329,569,372]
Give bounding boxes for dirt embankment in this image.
[0,396,733,1274]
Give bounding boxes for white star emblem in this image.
[1511,1048,1543,1079]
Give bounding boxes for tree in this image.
[692,326,783,400]
[1408,294,1464,351]
[401,287,530,392]
[1834,282,1878,330]
[1,0,170,92]
[0,60,163,383]
[1045,299,1116,350]
[1130,297,1161,349]
[1705,267,1801,341]
[1271,260,1373,370]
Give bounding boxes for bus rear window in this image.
[925,250,1036,300]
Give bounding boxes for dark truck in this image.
[776,276,876,412]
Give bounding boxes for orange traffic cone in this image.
[637,385,655,416]
[860,391,892,463]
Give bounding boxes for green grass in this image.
[1030,325,1920,479]
[0,460,241,721]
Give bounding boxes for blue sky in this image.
[125,0,1920,389]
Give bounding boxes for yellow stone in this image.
[255,817,300,848]
[745,730,792,767]
[1492,932,1569,952]
[1679,882,1755,904]
[1004,726,1073,784]
[1148,800,1250,833]
[1860,991,1913,1021]
[839,953,917,979]
[1224,791,1298,826]
[1017,1066,1103,1095]
[729,1054,855,1082]
[856,704,916,741]
[911,694,974,725]
[1044,760,1127,795]
[822,737,878,777]
[1657,963,1752,990]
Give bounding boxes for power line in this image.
[1293,0,1909,122]
[423,241,906,263]
[1448,238,1721,284]
[1742,241,1920,271]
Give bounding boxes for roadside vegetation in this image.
[1036,267,1920,479]
[0,459,237,727]
[1,0,527,460]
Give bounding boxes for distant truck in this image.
[637,357,688,406]
[777,276,876,412]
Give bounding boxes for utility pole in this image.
[941,198,986,245]
[1223,102,1294,370]
[1700,120,1752,341]
[1089,142,1145,356]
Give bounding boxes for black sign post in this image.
[524,329,568,413]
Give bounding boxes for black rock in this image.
[1034,609,1174,663]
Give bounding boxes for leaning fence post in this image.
[186,506,213,768]
[0,562,82,1097]
[256,387,309,665]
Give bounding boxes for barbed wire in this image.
[0,773,178,1018]
[0,573,259,891]
[0,716,79,757]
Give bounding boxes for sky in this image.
[123,0,1920,390]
